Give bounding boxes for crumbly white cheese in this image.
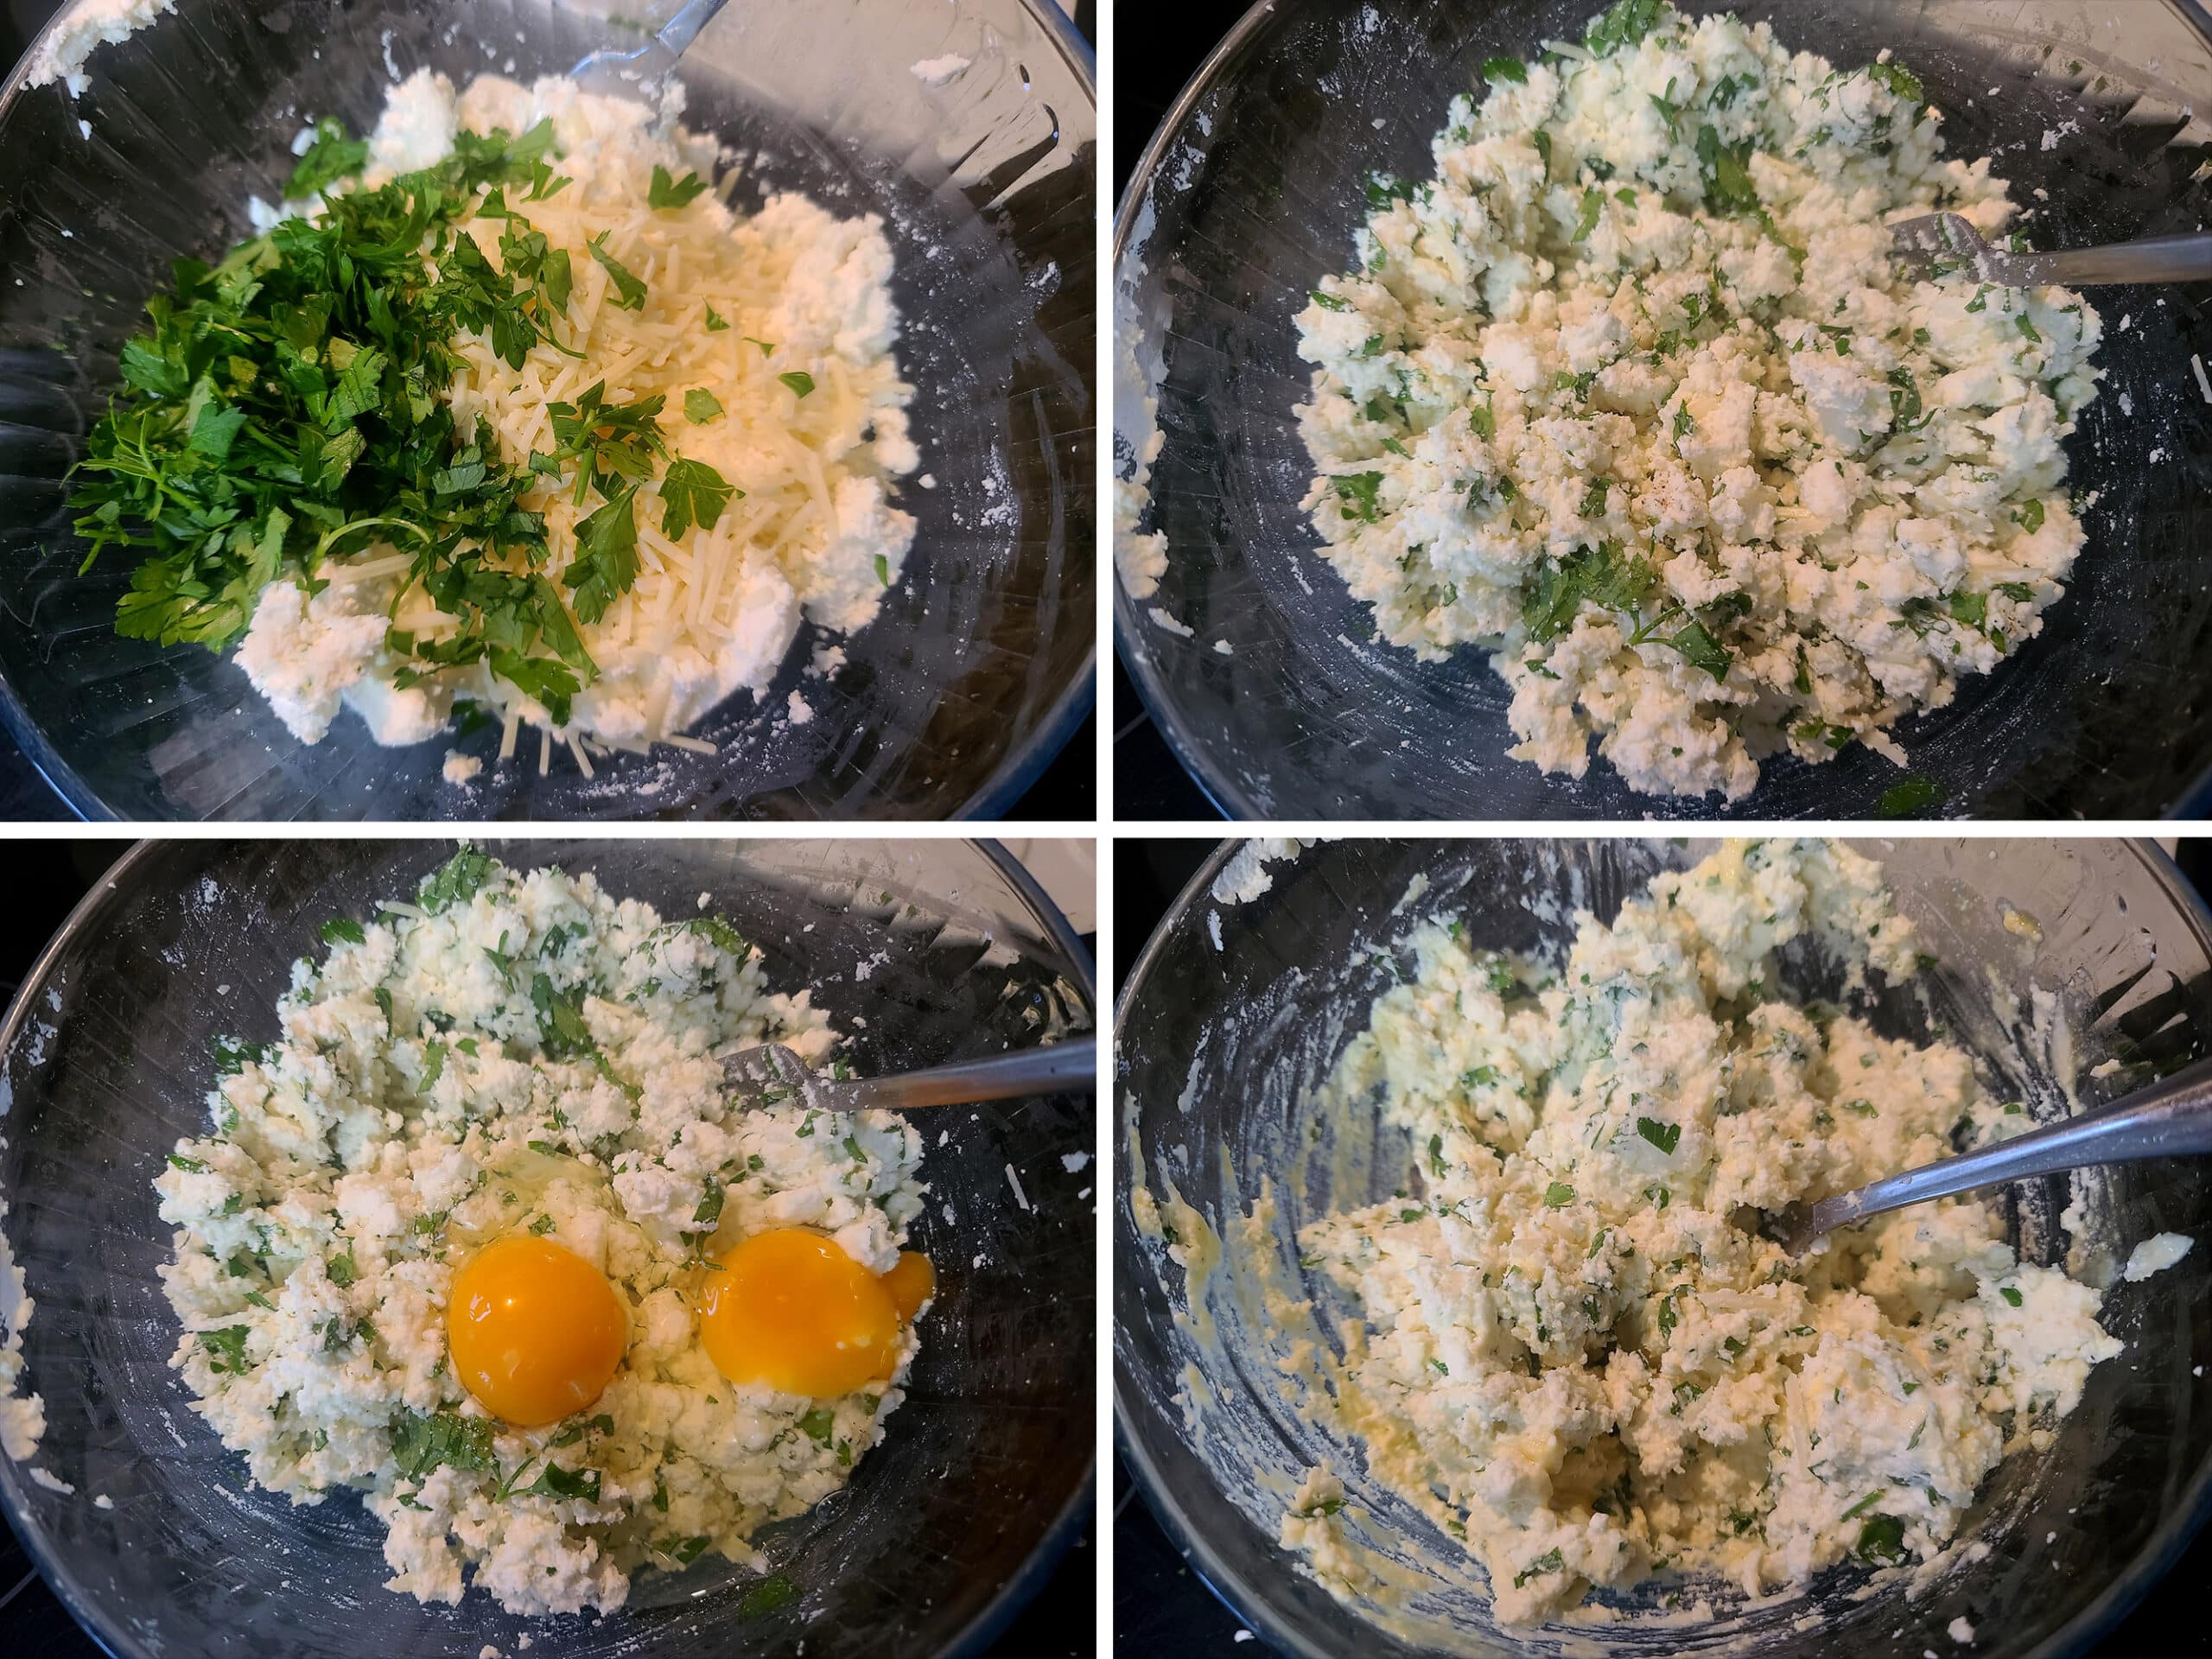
[909,55,972,87]
[0,1197,45,1463]
[1294,840,2130,1624]
[238,70,917,763]
[2121,1231,2191,1282]
[22,0,174,96]
[1113,296,1174,615]
[154,851,927,1616]
[1210,838,1316,906]
[1294,4,2101,799]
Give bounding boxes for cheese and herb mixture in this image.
[1291,840,2174,1625]
[151,849,931,1617]
[1294,0,2101,800]
[73,68,916,773]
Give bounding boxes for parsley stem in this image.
[311,514,431,569]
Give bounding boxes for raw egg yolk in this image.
[698,1229,930,1397]
[447,1234,627,1427]
[882,1250,936,1323]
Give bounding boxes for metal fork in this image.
[569,0,732,95]
[722,1039,1096,1114]
[1889,210,2212,287]
[1769,1053,2212,1255]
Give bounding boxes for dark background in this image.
[0,0,1094,823]
[1111,837,2212,1655]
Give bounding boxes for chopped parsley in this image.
[658,457,739,540]
[1875,776,1943,818]
[391,1408,496,1479]
[646,165,712,210]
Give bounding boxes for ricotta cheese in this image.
[154,850,929,1616]
[0,1198,45,1464]
[22,0,174,97]
[2121,1231,2191,1282]
[1293,3,2101,800]
[1294,839,2133,1624]
[238,70,918,767]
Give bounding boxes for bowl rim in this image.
[0,0,1096,824]
[1108,0,2212,823]
[1109,834,2212,1659]
[0,832,1098,1659]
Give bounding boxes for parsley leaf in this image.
[557,487,642,628]
[1855,1513,1909,1564]
[683,387,723,424]
[1482,55,1528,84]
[1876,776,1944,818]
[546,379,667,505]
[321,916,366,947]
[391,1408,496,1480]
[285,117,370,200]
[531,972,595,1059]
[524,1462,601,1503]
[1332,471,1386,524]
[1522,539,1657,643]
[778,370,816,398]
[703,303,729,332]
[213,1037,272,1076]
[1585,0,1664,54]
[1573,187,1605,242]
[658,457,739,540]
[647,165,712,210]
[692,1177,725,1229]
[201,1325,252,1373]
[586,232,648,309]
[1669,617,1732,682]
[1636,1116,1680,1154]
[1695,124,1759,215]
[738,1574,798,1618]
[1868,60,1925,103]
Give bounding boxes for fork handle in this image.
[1810,1053,2212,1234]
[652,0,732,59]
[843,1041,1096,1110]
[2015,232,2212,287]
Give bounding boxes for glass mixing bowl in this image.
[1113,0,2212,819]
[1116,837,2212,1656]
[0,837,1096,1658]
[0,0,1094,820]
